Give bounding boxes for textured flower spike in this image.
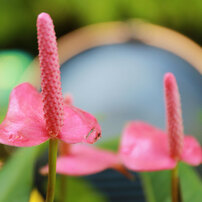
[37,12,64,137]
[164,73,183,161]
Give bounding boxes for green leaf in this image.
[141,163,202,202]
[97,137,119,152]
[55,176,106,202]
[0,143,47,202]
[179,163,202,201]
[0,50,33,122]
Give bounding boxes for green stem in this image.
[171,163,181,202]
[46,138,58,202]
[60,175,67,202]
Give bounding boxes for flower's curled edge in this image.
[119,121,201,171]
[0,83,101,147]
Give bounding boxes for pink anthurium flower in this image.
[120,121,201,171]
[40,141,121,176]
[41,95,132,178]
[119,73,201,171]
[0,13,101,147]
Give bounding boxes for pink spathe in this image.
[164,73,183,160]
[0,13,101,147]
[41,143,119,176]
[0,83,101,147]
[37,13,64,137]
[119,121,201,171]
[120,122,176,171]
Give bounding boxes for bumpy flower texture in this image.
[119,73,201,171]
[0,13,101,147]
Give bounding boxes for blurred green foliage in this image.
[141,163,202,202]
[1,137,201,202]
[0,143,47,202]
[0,0,202,54]
[0,50,32,121]
[55,176,106,202]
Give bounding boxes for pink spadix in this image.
[0,13,101,147]
[37,12,64,137]
[164,73,183,160]
[119,73,201,171]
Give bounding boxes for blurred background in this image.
[1,0,202,53]
[0,1,202,202]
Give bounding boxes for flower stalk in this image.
[164,73,183,202]
[46,139,58,202]
[60,175,67,202]
[171,164,179,202]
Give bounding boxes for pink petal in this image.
[181,136,202,165]
[119,122,176,171]
[59,105,101,144]
[0,83,49,147]
[0,83,101,146]
[41,144,118,176]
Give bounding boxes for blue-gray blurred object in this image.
[85,170,145,202]
[61,42,202,143]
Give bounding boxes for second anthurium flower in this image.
[0,13,101,147]
[119,73,201,171]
